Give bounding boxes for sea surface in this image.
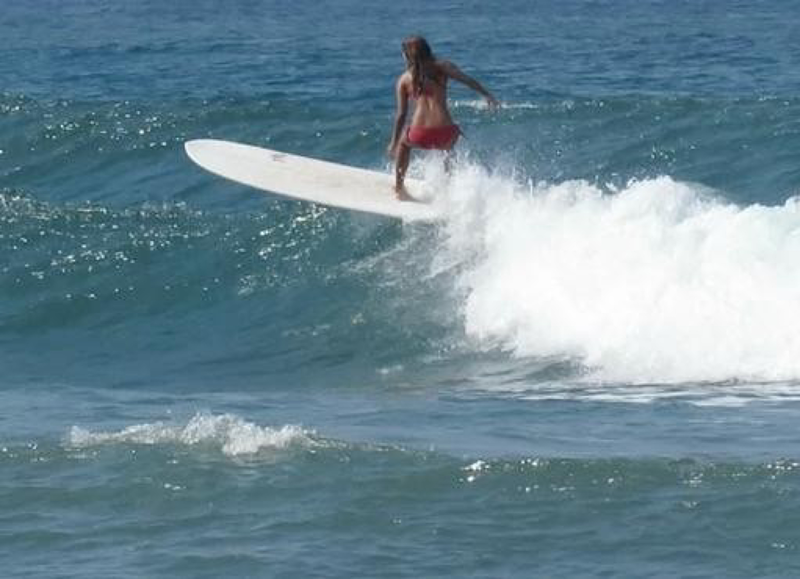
[3,1,800,577]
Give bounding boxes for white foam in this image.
[450,99,539,111]
[67,412,313,456]
[428,161,800,384]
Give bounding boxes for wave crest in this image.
[433,162,800,384]
[67,412,314,456]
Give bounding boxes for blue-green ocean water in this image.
[4,1,800,576]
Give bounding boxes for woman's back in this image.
[403,62,454,128]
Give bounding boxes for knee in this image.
[397,142,411,161]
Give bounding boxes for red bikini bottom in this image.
[406,124,460,150]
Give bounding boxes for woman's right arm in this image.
[440,61,499,107]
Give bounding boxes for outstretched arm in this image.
[387,75,409,157]
[440,60,499,107]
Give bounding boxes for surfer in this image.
[387,36,498,200]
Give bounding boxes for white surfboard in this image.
[185,139,438,221]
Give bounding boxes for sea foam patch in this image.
[67,412,313,456]
[430,161,800,384]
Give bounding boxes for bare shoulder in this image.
[396,71,412,91]
[436,60,461,75]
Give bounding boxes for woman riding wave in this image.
[387,36,498,200]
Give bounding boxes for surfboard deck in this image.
[185,139,438,221]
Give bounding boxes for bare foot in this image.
[394,185,416,202]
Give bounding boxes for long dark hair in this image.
[402,36,436,97]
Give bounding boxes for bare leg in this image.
[444,150,453,175]
[394,142,414,201]
[443,133,459,176]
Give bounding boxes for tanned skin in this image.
[387,37,498,200]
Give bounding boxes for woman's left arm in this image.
[388,75,410,157]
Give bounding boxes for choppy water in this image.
[4,1,800,577]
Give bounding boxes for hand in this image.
[387,141,397,159]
